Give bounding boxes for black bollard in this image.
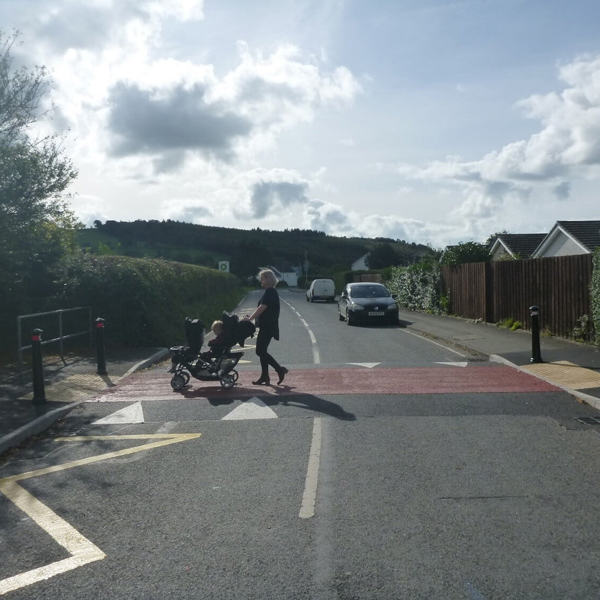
[95,317,107,375]
[529,305,543,364]
[32,328,47,404]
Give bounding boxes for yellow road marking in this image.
[1,434,200,484]
[0,433,201,596]
[0,480,106,596]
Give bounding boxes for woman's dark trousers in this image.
[255,329,281,378]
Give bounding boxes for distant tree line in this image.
[83,220,435,278]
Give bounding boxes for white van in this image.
[306,278,336,302]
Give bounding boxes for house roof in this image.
[556,220,600,251]
[489,233,546,259]
[533,220,600,257]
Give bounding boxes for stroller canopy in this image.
[184,317,204,354]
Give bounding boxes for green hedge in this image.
[592,248,600,345]
[58,253,244,346]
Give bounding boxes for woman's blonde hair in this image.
[258,269,278,286]
[211,320,223,333]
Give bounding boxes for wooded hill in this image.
[79,220,434,278]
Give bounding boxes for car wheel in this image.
[347,311,354,326]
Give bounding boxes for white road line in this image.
[92,401,144,424]
[282,299,321,364]
[466,582,488,600]
[155,421,179,433]
[435,361,468,367]
[221,397,278,420]
[400,328,466,358]
[299,417,322,519]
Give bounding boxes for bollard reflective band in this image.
[32,334,41,341]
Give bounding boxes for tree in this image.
[0,32,78,334]
[230,239,273,278]
[440,241,490,265]
[367,243,399,269]
[484,230,509,248]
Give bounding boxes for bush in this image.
[56,253,244,346]
[497,317,515,329]
[387,261,443,312]
[572,314,593,342]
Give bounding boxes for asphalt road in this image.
[1,288,599,599]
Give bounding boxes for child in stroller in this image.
[200,320,226,360]
[169,313,256,391]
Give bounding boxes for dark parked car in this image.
[338,282,398,325]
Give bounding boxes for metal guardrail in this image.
[17,307,92,374]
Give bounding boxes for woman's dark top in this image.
[257,287,280,340]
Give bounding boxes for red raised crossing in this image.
[95,364,559,401]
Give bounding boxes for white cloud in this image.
[214,43,361,137]
[7,0,600,250]
[7,1,363,236]
[397,54,600,241]
[107,81,252,162]
[302,198,451,248]
[247,181,309,218]
[41,28,361,174]
[71,194,111,227]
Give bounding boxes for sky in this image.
[4,0,600,249]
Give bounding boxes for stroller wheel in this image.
[220,373,236,389]
[170,373,187,391]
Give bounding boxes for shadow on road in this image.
[262,392,356,420]
[179,385,355,420]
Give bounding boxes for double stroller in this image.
[168,313,256,391]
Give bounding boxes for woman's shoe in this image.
[252,376,270,385]
[276,367,288,385]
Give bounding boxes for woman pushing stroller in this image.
[244,268,289,386]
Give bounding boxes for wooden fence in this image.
[441,254,593,338]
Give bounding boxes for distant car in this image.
[338,282,398,325]
[306,278,336,302]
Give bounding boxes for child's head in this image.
[211,320,223,335]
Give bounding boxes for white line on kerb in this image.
[282,299,320,364]
[400,328,466,357]
[299,417,322,519]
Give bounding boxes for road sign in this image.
[218,261,230,272]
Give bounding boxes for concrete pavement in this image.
[2,307,600,456]
[0,347,169,455]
